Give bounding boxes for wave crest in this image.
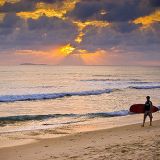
[0,110,130,126]
[0,89,112,103]
[130,86,160,89]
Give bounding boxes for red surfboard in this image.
[130,104,159,113]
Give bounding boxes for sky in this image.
[0,0,160,65]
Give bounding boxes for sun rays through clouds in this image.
[0,0,160,65]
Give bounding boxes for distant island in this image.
[20,63,47,66]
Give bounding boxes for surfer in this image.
[142,96,153,127]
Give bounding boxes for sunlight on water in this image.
[0,66,160,132]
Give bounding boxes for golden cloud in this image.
[0,0,20,6]
[0,0,5,6]
[15,0,110,46]
[73,20,110,31]
[75,31,85,43]
[133,10,160,28]
[17,0,80,20]
[73,20,110,43]
[17,9,65,20]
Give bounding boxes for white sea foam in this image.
[0,89,112,102]
[0,83,160,103]
[0,110,130,125]
[130,86,160,89]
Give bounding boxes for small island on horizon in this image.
[20,63,47,66]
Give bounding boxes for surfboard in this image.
[129,104,159,113]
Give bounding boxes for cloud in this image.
[0,14,77,52]
[38,0,64,3]
[27,16,75,31]
[0,13,22,35]
[150,0,160,7]
[133,10,160,28]
[0,0,159,65]
[111,22,140,33]
[68,1,102,21]
[0,0,35,13]
[68,0,155,22]
[76,23,160,55]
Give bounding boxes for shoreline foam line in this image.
[2,107,159,124]
[0,110,130,125]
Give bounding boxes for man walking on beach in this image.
[142,96,153,127]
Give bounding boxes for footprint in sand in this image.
[69,155,79,158]
[44,145,48,147]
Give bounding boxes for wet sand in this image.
[0,120,160,160]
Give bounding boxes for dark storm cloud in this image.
[150,0,160,7]
[0,0,35,13]
[0,13,22,35]
[68,1,102,21]
[102,0,154,22]
[27,16,75,31]
[0,0,78,51]
[75,23,160,55]
[152,22,160,31]
[69,0,155,22]
[0,0,65,13]
[111,22,140,33]
[0,15,77,51]
[0,13,20,28]
[25,17,78,46]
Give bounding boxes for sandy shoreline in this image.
[0,119,160,160]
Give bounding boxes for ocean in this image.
[0,65,160,133]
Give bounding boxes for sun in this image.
[60,44,75,56]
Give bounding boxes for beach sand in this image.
[0,120,160,160]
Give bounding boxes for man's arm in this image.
[150,101,153,112]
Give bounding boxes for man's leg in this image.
[149,113,153,126]
[142,114,147,127]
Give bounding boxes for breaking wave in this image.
[0,89,113,103]
[0,83,160,103]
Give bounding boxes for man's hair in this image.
[146,96,150,99]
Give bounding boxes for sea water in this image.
[0,65,160,133]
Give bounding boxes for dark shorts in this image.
[144,111,153,118]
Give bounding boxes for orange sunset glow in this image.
[77,50,108,65]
